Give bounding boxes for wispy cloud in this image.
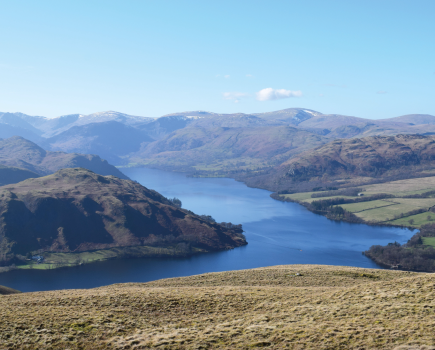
[376,91,387,94]
[223,92,249,103]
[256,88,302,101]
[224,75,230,79]
[246,74,253,78]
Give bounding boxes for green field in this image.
[281,192,316,201]
[353,203,423,223]
[362,177,435,196]
[281,192,357,203]
[388,212,434,227]
[422,237,435,247]
[338,200,396,213]
[15,245,203,271]
[281,176,435,227]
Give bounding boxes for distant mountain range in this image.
[2,108,435,175]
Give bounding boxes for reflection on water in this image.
[0,168,415,292]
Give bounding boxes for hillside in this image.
[46,121,154,165]
[1,265,434,349]
[0,168,246,266]
[245,134,435,192]
[0,136,129,180]
[130,125,327,173]
[0,165,40,186]
[0,284,20,295]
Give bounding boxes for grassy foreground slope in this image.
[1,265,435,349]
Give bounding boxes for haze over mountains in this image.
[2,108,435,179]
[0,136,128,186]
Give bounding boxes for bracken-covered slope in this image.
[0,168,246,262]
[1,265,434,349]
[245,134,435,192]
[0,136,129,180]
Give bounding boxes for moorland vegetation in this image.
[1,265,434,349]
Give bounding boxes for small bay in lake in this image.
[0,168,415,292]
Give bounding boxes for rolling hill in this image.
[0,284,20,295]
[130,125,327,172]
[46,121,154,165]
[0,168,246,265]
[243,134,435,192]
[0,136,129,180]
[0,165,40,186]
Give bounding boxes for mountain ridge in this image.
[0,136,129,180]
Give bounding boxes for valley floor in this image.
[1,265,434,349]
[280,176,435,229]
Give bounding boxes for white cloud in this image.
[256,88,302,101]
[377,90,387,94]
[246,74,253,78]
[223,92,249,103]
[224,75,230,79]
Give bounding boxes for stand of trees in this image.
[168,197,182,208]
[364,224,435,272]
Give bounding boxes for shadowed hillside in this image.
[0,285,20,295]
[0,168,246,265]
[0,165,40,186]
[1,265,434,349]
[0,136,129,180]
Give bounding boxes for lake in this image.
[0,168,415,292]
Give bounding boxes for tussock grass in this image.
[1,265,435,349]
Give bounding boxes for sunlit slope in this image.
[1,265,434,349]
[246,134,435,192]
[130,126,327,172]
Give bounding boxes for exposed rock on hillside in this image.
[0,168,246,263]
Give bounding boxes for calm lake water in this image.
[0,168,415,292]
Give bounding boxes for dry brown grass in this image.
[1,265,435,349]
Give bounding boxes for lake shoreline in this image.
[0,243,246,274]
[0,167,412,292]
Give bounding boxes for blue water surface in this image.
[0,168,415,292]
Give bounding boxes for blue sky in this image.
[0,0,434,119]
